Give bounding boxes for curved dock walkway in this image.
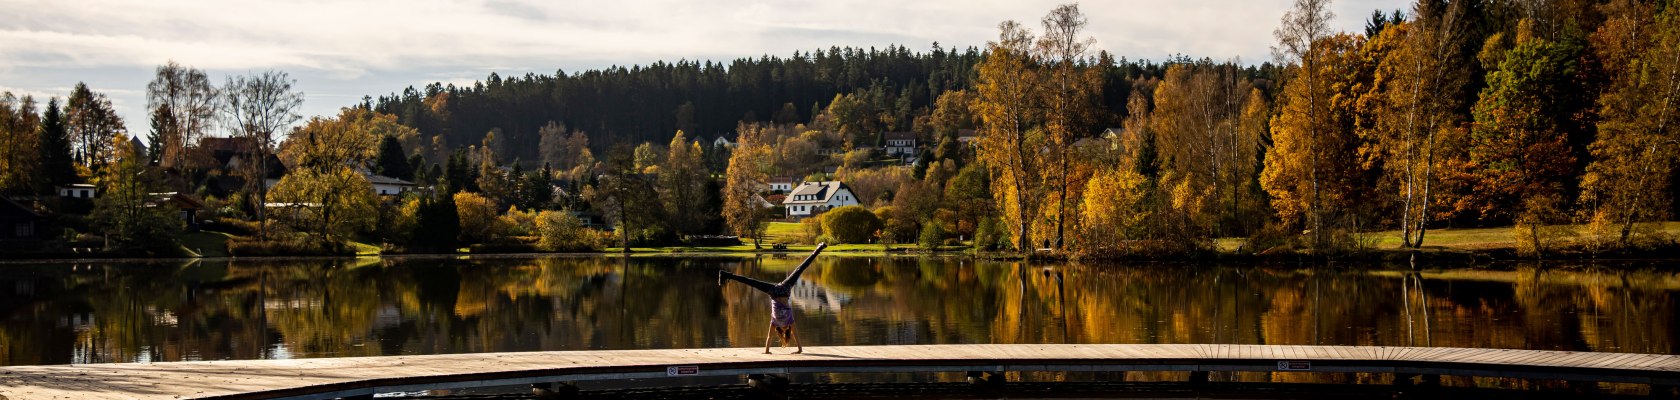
[1,344,1677,399]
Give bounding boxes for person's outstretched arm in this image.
[777,242,827,288]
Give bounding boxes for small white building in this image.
[782,181,859,219]
[712,136,737,149]
[768,176,796,193]
[56,184,96,199]
[883,132,916,155]
[367,175,417,196]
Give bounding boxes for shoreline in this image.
[3,244,1679,266]
[0,247,953,265]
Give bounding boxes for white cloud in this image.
[0,0,1407,126]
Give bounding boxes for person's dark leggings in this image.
[720,245,822,298]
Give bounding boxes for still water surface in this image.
[1,255,1676,366]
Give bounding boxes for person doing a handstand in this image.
[718,242,827,354]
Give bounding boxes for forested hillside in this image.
[363,45,1263,165]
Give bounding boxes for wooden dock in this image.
[1,344,1677,399]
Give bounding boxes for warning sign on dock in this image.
[1276,361,1311,371]
[666,365,700,376]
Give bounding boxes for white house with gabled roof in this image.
[883,131,916,155]
[366,174,417,196]
[782,181,859,219]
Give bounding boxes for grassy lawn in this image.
[1367,226,1517,249]
[348,240,383,256]
[180,230,382,258]
[1371,221,1680,249]
[598,219,970,253]
[178,231,233,258]
[1223,221,1680,251]
[606,243,903,253]
[759,221,805,244]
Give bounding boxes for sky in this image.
[0,0,1406,131]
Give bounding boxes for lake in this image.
[1,255,1676,367]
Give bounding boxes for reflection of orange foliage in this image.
[6,257,1679,369]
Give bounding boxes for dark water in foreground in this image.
[1,255,1677,367]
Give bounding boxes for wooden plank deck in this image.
[0,344,1675,400]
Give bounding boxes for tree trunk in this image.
[1056,148,1067,249]
[1414,127,1436,249]
[1304,51,1323,249]
[256,153,268,240]
[1016,185,1030,254]
[619,206,630,253]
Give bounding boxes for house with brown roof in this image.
[768,176,796,193]
[149,192,205,230]
[0,199,43,240]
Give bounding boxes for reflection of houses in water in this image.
[61,312,94,331]
[11,278,34,296]
[786,280,850,314]
[264,298,322,310]
[375,305,404,330]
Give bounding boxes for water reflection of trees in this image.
[1,257,1676,366]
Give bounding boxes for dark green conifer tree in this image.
[374,135,413,180]
[38,98,77,189]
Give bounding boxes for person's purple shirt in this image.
[770,297,794,327]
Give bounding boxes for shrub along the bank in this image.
[537,210,602,252]
[973,217,1012,251]
[799,217,823,244]
[918,222,945,249]
[821,205,881,244]
[228,238,355,257]
[875,206,917,244]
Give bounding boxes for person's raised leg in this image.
[721,270,781,294]
[776,242,828,290]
